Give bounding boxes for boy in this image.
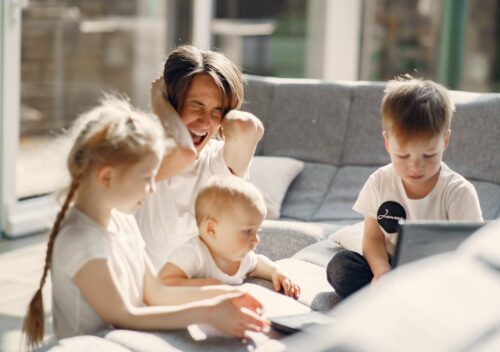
[326,75,483,298]
[160,176,300,299]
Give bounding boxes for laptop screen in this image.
[392,221,485,268]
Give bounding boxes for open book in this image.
[240,283,311,318]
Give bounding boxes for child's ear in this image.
[444,129,451,149]
[205,218,218,238]
[383,131,390,153]
[96,166,114,189]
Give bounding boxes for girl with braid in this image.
[22,98,267,348]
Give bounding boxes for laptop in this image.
[392,221,485,268]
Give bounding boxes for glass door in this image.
[2,0,167,237]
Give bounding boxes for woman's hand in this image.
[371,268,390,285]
[208,292,270,338]
[149,76,197,181]
[150,76,194,151]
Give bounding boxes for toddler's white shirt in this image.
[166,236,258,285]
[353,162,483,255]
[135,139,233,271]
[51,207,146,339]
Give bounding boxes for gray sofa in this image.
[41,76,500,351]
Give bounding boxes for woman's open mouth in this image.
[189,129,208,148]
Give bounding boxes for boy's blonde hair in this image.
[382,75,455,146]
[195,176,267,226]
[23,97,165,348]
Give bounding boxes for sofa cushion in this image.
[444,92,500,184]
[471,180,500,220]
[255,219,326,260]
[293,239,343,268]
[39,335,129,352]
[328,222,364,255]
[101,329,183,352]
[280,162,338,221]
[312,165,379,222]
[248,156,304,220]
[340,82,388,165]
[260,81,352,165]
[97,328,267,352]
[241,76,275,155]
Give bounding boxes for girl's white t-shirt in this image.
[353,162,483,255]
[166,236,258,285]
[51,207,146,339]
[135,139,233,271]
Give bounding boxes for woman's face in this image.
[179,74,224,153]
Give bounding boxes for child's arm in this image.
[248,254,300,299]
[221,110,264,177]
[362,217,391,282]
[150,77,197,181]
[159,262,222,286]
[74,258,268,337]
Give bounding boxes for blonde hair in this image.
[163,45,244,117]
[195,176,266,226]
[381,74,455,146]
[23,97,165,348]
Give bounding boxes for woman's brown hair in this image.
[163,45,244,117]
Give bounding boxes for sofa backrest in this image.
[445,91,500,184]
[243,75,500,184]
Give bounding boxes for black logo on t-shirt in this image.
[377,201,406,234]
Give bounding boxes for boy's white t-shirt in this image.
[51,207,146,339]
[353,162,483,255]
[135,139,233,271]
[166,236,258,285]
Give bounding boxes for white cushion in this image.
[328,221,364,254]
[249,156,304,220]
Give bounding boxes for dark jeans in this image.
[326,250,374,298]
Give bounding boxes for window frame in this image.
[1,0,57,238]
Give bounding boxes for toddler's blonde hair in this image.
[195,176,266,226]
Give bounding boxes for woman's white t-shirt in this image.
[135,139,232,271]
[353,162,483,255]
[166,236,258,285]
[51,207,146,339]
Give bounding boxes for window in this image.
[1,0,167,237]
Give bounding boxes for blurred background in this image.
[1,0,499,234]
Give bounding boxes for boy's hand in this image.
[271,271,300,299]
[371,268,390,285]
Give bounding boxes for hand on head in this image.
[150,75,197,180]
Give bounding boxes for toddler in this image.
[160,176,300,299]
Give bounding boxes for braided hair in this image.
[23,97,165,348]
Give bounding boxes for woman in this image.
[136,45,264,270]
